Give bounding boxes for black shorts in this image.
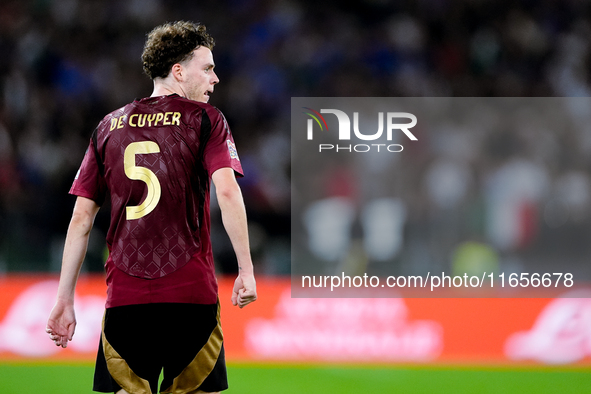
[93,302,227,394]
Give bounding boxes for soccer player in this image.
[46,21,257,394]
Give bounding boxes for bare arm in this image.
[211,168,257,308]
[46,196,100,347]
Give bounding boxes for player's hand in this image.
[46,300,76,348]
[232,273,257,308]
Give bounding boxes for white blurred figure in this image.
[303,197,355,263]
[425,159,471,211]
[360,198,407,262]
[545,171,591,226]
[423,157,473,273]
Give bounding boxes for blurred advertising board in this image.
[0,275,590,365]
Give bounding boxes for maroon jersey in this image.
[70,94,242,306]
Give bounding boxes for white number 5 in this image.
[124,141,161,220]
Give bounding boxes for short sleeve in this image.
[202,106,244,177]
[69,136,107,205]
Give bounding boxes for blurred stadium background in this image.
[1,0,591,393]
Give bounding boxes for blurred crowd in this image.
[1,0,591,276]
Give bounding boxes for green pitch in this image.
[0,362,590,393]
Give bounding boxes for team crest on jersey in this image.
[227,140,239,160]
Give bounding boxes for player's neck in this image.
[151,79,185,98]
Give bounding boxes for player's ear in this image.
[171,63,183,82]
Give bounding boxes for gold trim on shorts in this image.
[101,301,223,394]
[162,300,223,394]
[101,312,152,394]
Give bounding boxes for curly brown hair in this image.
[141,21,215,80]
